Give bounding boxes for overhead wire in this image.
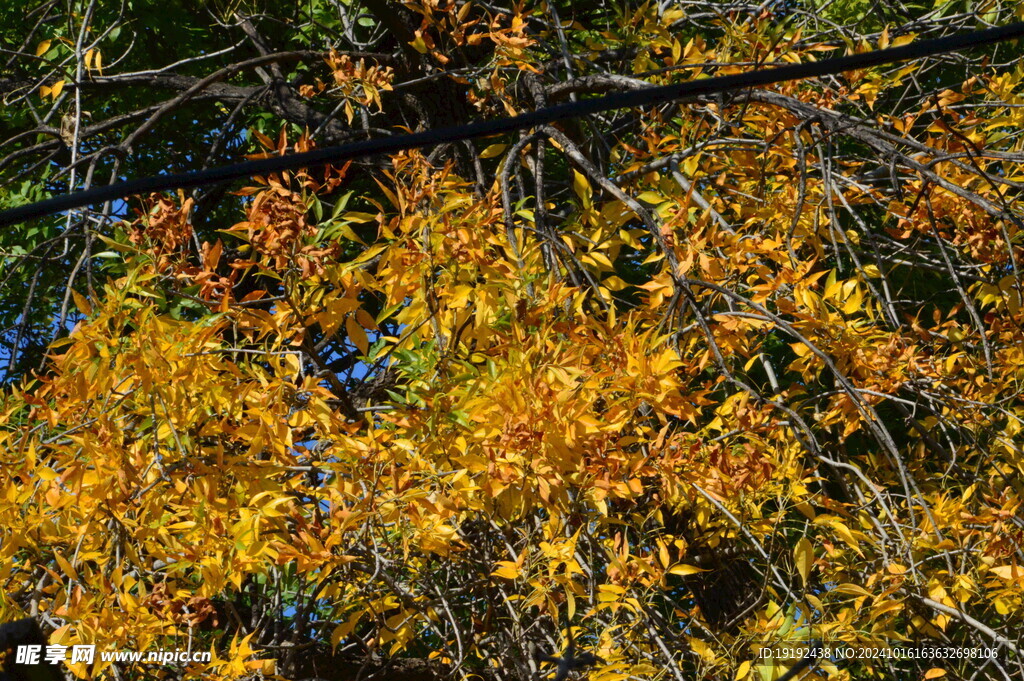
[1,21,1023,227]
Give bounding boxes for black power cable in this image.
[1,22,1023,227]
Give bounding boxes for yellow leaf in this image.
[165,521,197,530]
[491,561,520,580]
[842,284,863,314]
[816,517,864,556]
[572,170,592,206]
[282,352,301,376]
[794,501,816,520]
[735,660,751,680]
[346,315,369,354]
[588,251,614,269]
[667,564,707,576]
[636,191,665,204]
[355,307,378,330]
[49,625,71,644]
[603,275,629,291]
[833,583,872,597]
[988,565,1020,580]
[332,611,363,650]
[342,211,378,223]
[862,264,881,278]
[924,669,946,679]
[71,290,92,315]
[54,551,80,582]
[49,79,65,99]
[409,33,428,54]
[870,599,904,618]
[689,637,715,662]
[35,39,52,57]
[479,143,508,159]
[794,537,813,588]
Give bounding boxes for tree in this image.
[2,1,1024,680]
